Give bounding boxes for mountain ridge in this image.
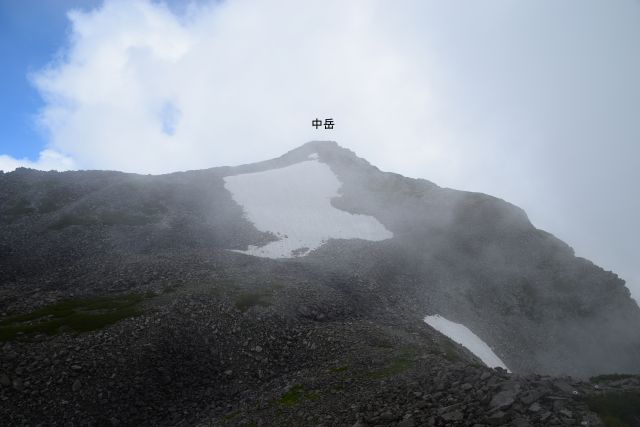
[1,141,639,425]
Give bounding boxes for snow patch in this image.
[424,314,509,371]
[223,159,393,258]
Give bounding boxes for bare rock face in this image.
[0,141,639,425]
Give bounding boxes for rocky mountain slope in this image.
[1,141,639,426]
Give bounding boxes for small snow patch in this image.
[307,152,319,160]
[224,159,392,258]
[424,314,509,371]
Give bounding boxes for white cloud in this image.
[29,0,442,175]
[0,149,75,172]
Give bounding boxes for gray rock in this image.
[553,381,575,394]
[559,408,573,418]
[486,410,508,425]
[0,373,9,387]
[72,379,81,392]
[489,389,517,409]
[438,403,463,414]
[398,417,416,427]
[12,378,24,391]
[539,411,552,421]
[380,411,396,421]
[441,410,464,421]
[528,402,542,413]
[512,418,532,427]
[553,399,567,411]
[520,389,546,405]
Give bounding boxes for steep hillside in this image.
[1,141,639,425]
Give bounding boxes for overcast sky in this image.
[1,0,638,302]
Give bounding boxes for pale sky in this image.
[1,0,638,302]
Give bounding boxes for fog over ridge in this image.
[0,0,638,303]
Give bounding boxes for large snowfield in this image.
[424,314,510,371]
[223,158,393,258]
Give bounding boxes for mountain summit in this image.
[1,141,639,425]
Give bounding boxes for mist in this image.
[0,0,638,302]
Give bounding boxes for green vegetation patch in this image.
[0,293,150,341]
[363,347,423,380]
[222,411,240,421]
[366,355,413,380]
[161,285,179,294]
[275,384,322,407]
[585,391,640,427]
[234,291,272,313]
[279,384,305,406]
[426,338,462,362]
[439,339,463,362]
[590,374,637,383]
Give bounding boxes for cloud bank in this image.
[1,0,639,303]
[0,149,75,172]
[17,0,440,175]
